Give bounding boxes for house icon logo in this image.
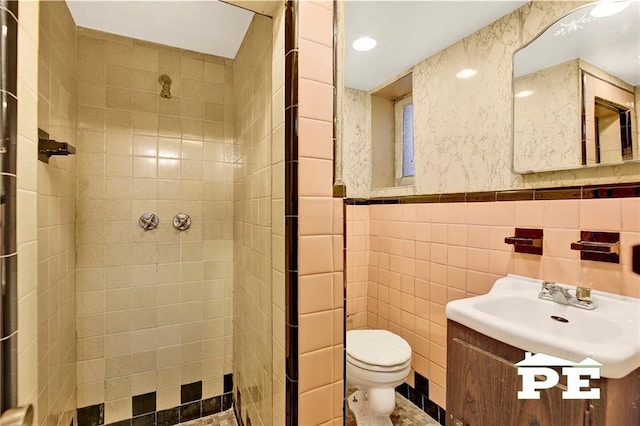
[516,352,602,400]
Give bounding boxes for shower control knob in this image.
[138,213,159,231]
[173,213,191,231]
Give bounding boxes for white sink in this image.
[446,274,640,378]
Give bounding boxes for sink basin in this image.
[446,274,640,378]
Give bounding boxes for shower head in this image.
[159,74,172,99]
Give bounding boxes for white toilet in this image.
[346,329,412,426]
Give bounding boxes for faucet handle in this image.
[541,281,555,292]
[576,286,591,302]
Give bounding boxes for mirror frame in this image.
[511,1,640,175]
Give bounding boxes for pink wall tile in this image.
[488,226,512,252]
[467,249,489,272]
[621,232,640,266]
[402,205,417,222]
[543,257,579,284]
[299,273,334,314]
[415,223,431,242]
[580,199,621,231]
[446,267,466,291]
[467,225,489,249]
[299,118,333,160]
[414,278,428,300]
[299,236,333,275]
[298,158,333,197]
[414,316,429,339]
[544,229,579,260]
[299,78,333,122]
[429,283,446,306]
[430,244,447,265]
[448,204,467,224]
[299,348,333,393]
[415,298,430,319]
[431,204,448,223]
[579,261,621,294]
[298,1,333,46]
[299,197,333,236]
[415,204,432,222]
[414,335,429,358]
[299,385,332,425]
[430,263,447,285]
[487,250,511,276]
[489,201,515,226]
[466,203,490,225]
[512,253,543,278]
[299,310,333,354]
[621,270,640,297]
[447,246,466,269]
[466,271,493,295]
[514,200,544,228]
[431,224,448,243]
[621,198,640,231]
[298,38,332,85]
[544,200,580,229]
[447,224,467,247]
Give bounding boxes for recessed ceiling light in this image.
[353,37,377,52]
[591,1,630,18]
[515,90,534,98]
[456,69,477,79]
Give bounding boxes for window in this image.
[370,72,414,189]
[395,95,414,184]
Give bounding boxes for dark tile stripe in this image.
[180,381,202,405]
[496,190,534,201]
[106,420,131,426]
[222,394,233,411]
[77,404,105,426]
[179,401,201,423]
[534,187,582,200]
[156,408,179,426]
[202,396,222,417]
[342,182,640,206]
[78,389,233,426]
[131,413,155,426]
[223,374,233,394]
[132,392,156,417]
[284,2,299,426]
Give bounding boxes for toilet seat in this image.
[347,353,411,373]
[346,330,412,372]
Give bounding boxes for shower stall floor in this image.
[178,409,238,426]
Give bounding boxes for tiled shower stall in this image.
[12,0,340,425]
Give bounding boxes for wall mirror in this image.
[513,0,640,173]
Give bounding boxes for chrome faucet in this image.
[538,281,596,310]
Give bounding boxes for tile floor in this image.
[177,393,438,426]
[345,387,440,426]
[178,409,238,426]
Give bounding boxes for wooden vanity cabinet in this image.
[446,320,640,426]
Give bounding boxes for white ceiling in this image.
[515,1,640,86]
[66,1,254,59]
[345,1,528,91]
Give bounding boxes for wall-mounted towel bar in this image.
[504,228,543,255]
[38,129,76,163]
[570,231,620,264]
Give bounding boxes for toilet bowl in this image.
[346,329,412,425]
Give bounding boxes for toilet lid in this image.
[346,330,412,367]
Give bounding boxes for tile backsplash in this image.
[346,197,640,409]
